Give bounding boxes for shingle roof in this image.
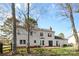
[55,36,63,39]
[17,25,55,32]
[33,28,54,32]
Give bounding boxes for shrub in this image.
[63,44,67,47]
[68,43,73,47]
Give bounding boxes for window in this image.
[20,40,26,44]
[40,40,41,45]
[17,30,20,35]
[40,32,43,36]
[42,40,44,45]
[34,40,36,43]
[49,40,53,46]
[20,40,22,44]
[23,40,26,44]
[56,41,58,46]
[48,33,52,37]
[40,40,44,46]
[30,31,33,36]
[18,32,20,35]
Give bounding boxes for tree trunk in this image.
[12,3,17,54]
[27,3,30,54]
[69,4,79,51]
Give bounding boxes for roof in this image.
[16,25,25,29]
[33,28,55,32]
[17,25,55,32]
[55,36,67,40]
[55,36,63,39]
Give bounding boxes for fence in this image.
[0,43,12,54]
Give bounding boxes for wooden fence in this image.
[0,43,12,54]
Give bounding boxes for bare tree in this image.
[57,3,79,51]
[12,3,17,54]
[27,3,30,54]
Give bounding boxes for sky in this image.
[0,3,79,38]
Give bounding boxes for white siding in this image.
[68,33,79,45]
[16,27,68,47]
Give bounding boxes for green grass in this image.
[30,47,79,56]
[2,47,79,56]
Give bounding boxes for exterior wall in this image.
[68,33,79,45]
[53,39,68,47]
[16,27,68,47]
[68,35,76,45]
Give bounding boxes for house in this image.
[55,36,68,47]
[68,32,79,46]
[16,24,68,48]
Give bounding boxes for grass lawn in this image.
[2,47,79,56]
[16,47,79,56]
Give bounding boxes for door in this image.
[40,40,44,46]
[49,40,53,46]
[56,41,58,46]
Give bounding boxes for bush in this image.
[63,44,67,47]
[37,46,41,48]
[68,43,73,47]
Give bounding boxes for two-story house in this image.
[16,24,68,48]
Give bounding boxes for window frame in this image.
[20,40,22,44]
[48,33,52,37]
[20,40,26,44]
[40,32,43,36]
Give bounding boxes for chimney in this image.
[50,26,52,31]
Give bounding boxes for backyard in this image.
[0,3,79,56]
[2,47,79,56]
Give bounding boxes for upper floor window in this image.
[18,32,20,35]
[17,30,20,35]
[40,32,43,36]
[30,31,33,36]
[20,40,26,44]
[48,33,52,37]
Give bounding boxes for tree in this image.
[0,18,20,39]
[17,3,37,54]
[27,3,31,54]
[11,3,17,54]
[24,17,37,30]
[58,33,64,38]
[57,3,79,51]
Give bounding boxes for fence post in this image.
[0,43,3,54]
[11,43,12,51]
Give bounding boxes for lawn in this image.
[16,47,79,56]
[2,47,79,56]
